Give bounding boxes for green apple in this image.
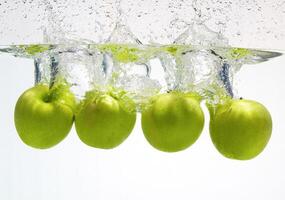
[75,91,136,149]
[208,99,272,160]
[14,84,76,149]
[141,92,205,152]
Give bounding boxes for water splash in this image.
[0,0,284,109]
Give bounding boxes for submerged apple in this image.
[141,92,204,152]
[208,99,272,160]
[75,91,136,149]
[14,84,76,149]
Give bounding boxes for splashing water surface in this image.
[0,0,284,109]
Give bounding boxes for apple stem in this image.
[219,62,234,98]
[49,56,59,89]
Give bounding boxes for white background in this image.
[0,52,285,200]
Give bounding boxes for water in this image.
[0,44,282,107]
[1,0,285,199]
[1,1,283,103]
[1,49,285,200]
[1,0,285,49]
